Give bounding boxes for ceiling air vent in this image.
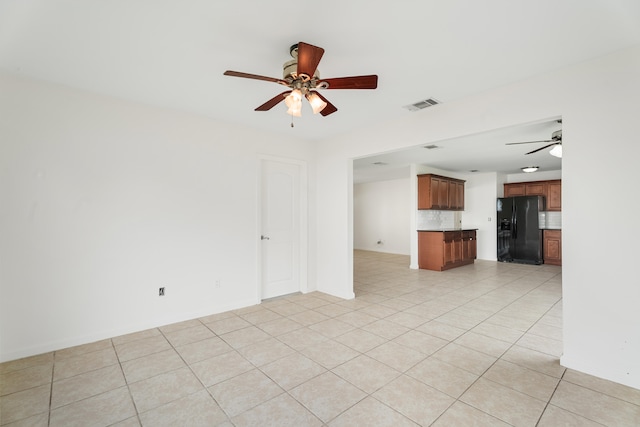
[404,98,441,111]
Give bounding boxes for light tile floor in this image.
[2,251,640,426]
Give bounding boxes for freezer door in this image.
[512,196,543,264]
[496,198,514,262]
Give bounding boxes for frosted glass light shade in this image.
[307,92,327,114]
[285,89,302,106]
[286,104,302,117]
[285,89,302,116]
[549,145,562,158]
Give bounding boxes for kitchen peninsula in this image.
[418,229,477,271]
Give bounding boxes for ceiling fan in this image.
[506,129,563,157]
[223,41,378,119]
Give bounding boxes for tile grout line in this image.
[534,368,568,427]
[111,337,143,426]
[47,352,54,427]
[156,319,235,423]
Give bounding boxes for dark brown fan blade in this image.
[296,42,324,77]
[526,143,560,155]
[255,91,291,111]
[506,139,552,146]
[320,75,378,89]
[224,70,288,86]
[312,91,338,116]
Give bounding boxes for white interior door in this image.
[261,159,301,299]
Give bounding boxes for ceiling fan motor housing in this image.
[283,59,320,80]
[282,59,297,79]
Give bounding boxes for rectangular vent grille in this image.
[404,98,441,111]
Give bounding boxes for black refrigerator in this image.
[497,195,544,264]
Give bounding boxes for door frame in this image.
[257,155,308,300]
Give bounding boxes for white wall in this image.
[460,173,500,261]
[0,74,315,361]
[506,170,561,184]
[315,45,640,389]
[353,178,410,255]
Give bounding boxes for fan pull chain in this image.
[291,115,294,128]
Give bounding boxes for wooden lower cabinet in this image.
[443,232,462,268]
[419,230,477,271]
[463,230,477,260]
[543,230,562,265]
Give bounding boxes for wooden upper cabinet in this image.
[448,181,465,210]
[525,182,547,197]
[419,175,445,209]
[504,183,526,197]
[503,179,562,211]
[448,180,457,209]
[418,175,433,209]
[504,182,546,197]
[546,180,562,211]
[418,174,465,210]
[436,176,449,208]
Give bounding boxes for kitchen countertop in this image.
[418,228,478,232]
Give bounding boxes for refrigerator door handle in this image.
[512,204,517,239]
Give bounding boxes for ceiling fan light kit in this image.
[506,129,563,157]
[549,145,562,158]
[224,41,378,122]
[306,92,327,114]
[285,89,303,117]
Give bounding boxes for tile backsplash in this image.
[418,210,561,230]
[417,210,460,230]
[540,211,562,229]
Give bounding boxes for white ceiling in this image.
[2,1,639,178]
[353,118,563,182]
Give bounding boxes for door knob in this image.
[261,235,270,240]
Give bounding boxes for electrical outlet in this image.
[215,280,221,289]
[159,287,165,296]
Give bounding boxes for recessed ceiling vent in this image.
[404,98,441,111]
